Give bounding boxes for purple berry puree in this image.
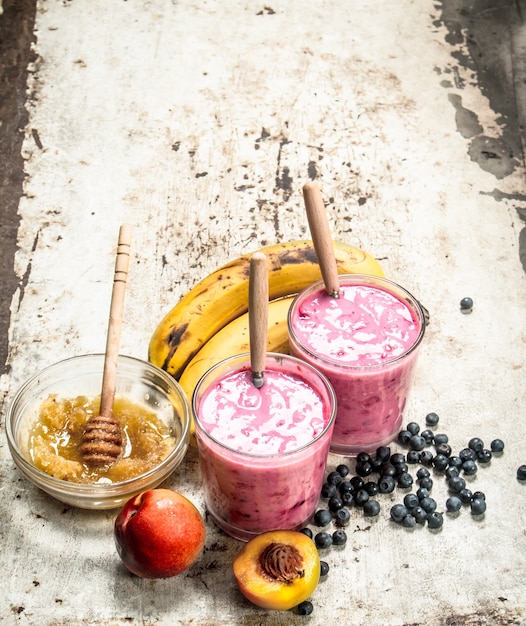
[289,279,425,455]
[193,358,335,541]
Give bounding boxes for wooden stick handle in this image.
[100,224,132,416]
[303,181,340,297]
[249,252,269,388]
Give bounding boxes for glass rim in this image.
[192,351,337,459]
[287,274,426,371]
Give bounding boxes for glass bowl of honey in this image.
[5,354,191,509]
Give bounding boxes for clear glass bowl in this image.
[5,354,191,510]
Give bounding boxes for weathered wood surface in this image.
[1,1,526,624]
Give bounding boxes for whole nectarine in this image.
[114,488,206,578]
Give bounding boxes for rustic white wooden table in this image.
[2,1,526,624]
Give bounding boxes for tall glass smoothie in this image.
[192,353,336,541]
[288,274,425,455]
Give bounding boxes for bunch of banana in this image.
[148,239,384,383]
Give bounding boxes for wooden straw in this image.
[99,224,132,417]
[303,181,340,297]
[248,252,269,388]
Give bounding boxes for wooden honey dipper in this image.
[79,224,132,467]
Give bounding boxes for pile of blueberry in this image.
[293,412,511,616]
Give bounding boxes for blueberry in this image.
[460,296,473,312]
[376,446,391,461]
[477,449,492,464]
[334,508,351,526]
[448,475,466,493]
[350,476,365,490]
[320,560,330,577]
[395,462,409,476]
[459,448,476,462]
[370,456,384,472]
[425,412,440,427]
[397,430,412,445]
[341,492,354,506]
[365,481,379,496]
[416,487,431,501]
[332,529,347,546]
[409,435,426,452]
[419,450,434,466]
[328,496,344,512]
[448,455,463,470]
[406,450,421,464]
[321,482,337,498]
[445,466,460,480]
[380,463,397,477]
[356,452,371,464]
[313,509,332,527]
[356,461,373,477]
[354,489,370,507]
[459,488,473,504]
[403,493,420,510]
[433,433,449,445]
[363,499,381,517]
[462,459,478,476]
[338,480,354,495]
[336,463,350,477]
[297,600,314,615]
[391,453,406,465]
[435,443,452,458]
[378,475,396,494]
[427,511,444,529]
[416,467,430,480]
[402,514,417,528]
[421,429,434,444]
[432,454,449,472]
[299,527,313,539]
[446,496,462,512]
[420,497,437,513]
[418,476,433,491]
[314,532,333,549]
[517,465,526,481]
[397,472,414,488]
[326,471,343,486]
[406,422,420,435]
[468,437,484,453]
[411,506,427,524]
[472,491,485,501]
[390,504,408,523]
[490,439,505,453]
[470,498,486,515]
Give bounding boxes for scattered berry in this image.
[462,459,478,476]
[363,499,381,517]
[313,509,332,527]
[320,560,329,577]
[314,532,333,549]
[427,511,444,529]
[446,496,462,512]
[299,527,313,539]
[334,508,350,526]
[468,437,484,453]
[326,471,343,486]
[297,600,314,616]
[402,514,417,528]
[490,439,504,453]
[321,482,337,498]
[460,296,474,313]
[378,475,396,494]
[517,465,526,481]
[336,464,350,477]
[390,504,408,523]
[425,412,440,427]
[470,498,486,515]
[403,493,419,510]
[332,529,347,546]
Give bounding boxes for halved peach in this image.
[232,530,320,611]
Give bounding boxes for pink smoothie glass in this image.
[288,274,426,455]
[192,352,336,541]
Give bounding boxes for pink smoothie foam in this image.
[288,277,425,454]
[193,355,335,541]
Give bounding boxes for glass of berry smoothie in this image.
[192,352,336,541]
[288,274,426,455]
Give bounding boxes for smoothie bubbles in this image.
[192,254,337,541]
[288,182,426,455]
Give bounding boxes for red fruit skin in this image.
[114,488,206,578]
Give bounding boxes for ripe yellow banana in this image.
[148,239,384,380]
[178,296,295,410]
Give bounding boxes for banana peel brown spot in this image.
[162,323,189,371]
[276,247,317,266]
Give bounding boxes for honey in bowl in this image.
[27,394,176,484]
